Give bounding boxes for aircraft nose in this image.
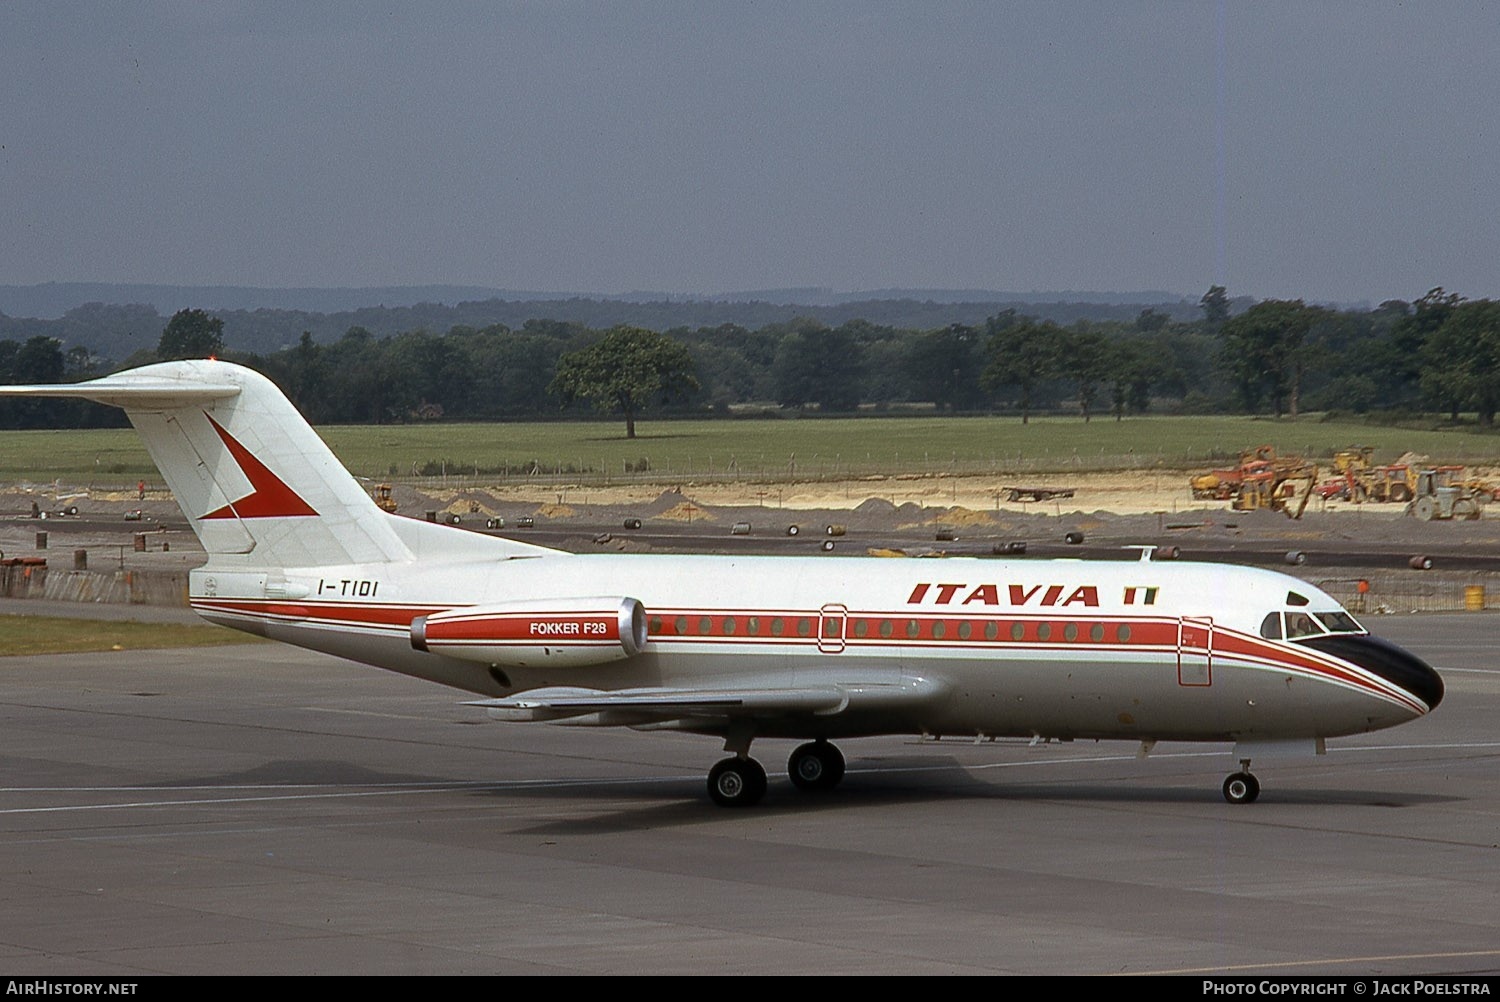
[1298,634,1444,712]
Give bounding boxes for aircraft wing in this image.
[466,676,943,723]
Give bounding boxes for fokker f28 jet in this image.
[1,361,1444,807]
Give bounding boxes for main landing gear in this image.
[788,740,846,792]
[705,739,848,807]
[1222,759,1261,804]
[708,756,768,807]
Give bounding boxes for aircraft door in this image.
[1178,617,1213,686]
[818,603,848,654]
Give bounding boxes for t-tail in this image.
[0,359,557,568]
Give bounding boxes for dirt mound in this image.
[854,497,899,516]
[929,506,995,527]
[535,503,576,519]
[657,501,714,522]
[440,499,486,517]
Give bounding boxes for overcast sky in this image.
[2,2,1496,305]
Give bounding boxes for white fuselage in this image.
[190,551,1430,744]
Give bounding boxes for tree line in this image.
[2,287,1499,432]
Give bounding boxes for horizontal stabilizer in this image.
[0,376,241,409]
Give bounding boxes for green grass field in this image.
[4,414,1500,485]
[0,614,262,656]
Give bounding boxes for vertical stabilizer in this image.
[1,360,413,566]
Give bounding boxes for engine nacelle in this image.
[410,596,648,668]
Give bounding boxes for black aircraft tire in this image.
[1222,772,1261,805]
[788,741,846,792]
[708,757,767,807]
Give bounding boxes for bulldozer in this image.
[1231,459,1319,518]
[1190,446,1317,517]
[1406,468,1487,521]
[1313,449,1420,504]
[1189,445,1278,501]
[1314,447,1375,502]
[372,483,399,513]
[1367,464,1416,503]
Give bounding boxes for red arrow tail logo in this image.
[199,413,318,519]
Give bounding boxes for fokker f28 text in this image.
[1,361,1444,807]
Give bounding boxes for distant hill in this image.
[0,283,583,319]
[0,282,1193,320]
[0,283,1203,361]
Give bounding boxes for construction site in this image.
[1188,445,1499,522]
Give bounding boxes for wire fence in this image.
[1317,575,1497,614]
[349,450,1204,491]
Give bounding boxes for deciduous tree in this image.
[549,326,698,438]
[1199,285,1230,329]
[980,313,1060,424]
[158,309,225,360]
[907,324,984,411]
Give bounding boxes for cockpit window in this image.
[1265,609,1365,642]
[1314,611,1363,634]
[1286,591,1310,607]
[1284,612,1323,640]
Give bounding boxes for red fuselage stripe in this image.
[190,598,1424,711]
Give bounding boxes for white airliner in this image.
[1,360,1443,807]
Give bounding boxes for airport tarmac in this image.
[0,613,1497,976]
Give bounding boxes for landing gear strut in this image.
[788,740,846,792]
[1222,760,1261,804]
